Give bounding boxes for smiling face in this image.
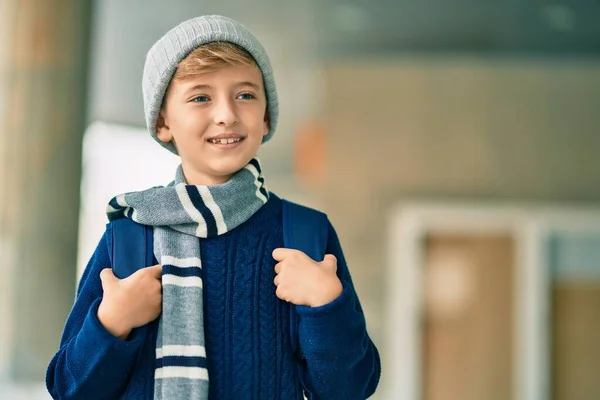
[155,43,269,185]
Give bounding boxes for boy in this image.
[46,15,381,399]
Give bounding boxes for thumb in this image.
[321,254,337,267]
[146,264,163,279]
[99,268,118,286]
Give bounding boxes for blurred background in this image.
[1,0,599,399]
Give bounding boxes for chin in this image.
[208,156,253,176]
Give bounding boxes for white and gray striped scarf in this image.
[106,158,268,400]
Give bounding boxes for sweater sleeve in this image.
[46,224,146,400]
[295,219,381,399]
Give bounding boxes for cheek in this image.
[173,110,209,136]
[243,107,268,132]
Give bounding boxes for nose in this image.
[213,98,238,127]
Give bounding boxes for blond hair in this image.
[173,41,257,80]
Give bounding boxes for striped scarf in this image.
[106,158,268,400]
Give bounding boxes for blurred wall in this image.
[0,0,93,382]
[317,58,600,393]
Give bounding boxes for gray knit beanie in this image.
[142,15,279,154]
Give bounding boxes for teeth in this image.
[210,138,241,144]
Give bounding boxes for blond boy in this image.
[47,15,380,399]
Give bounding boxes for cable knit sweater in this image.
[46,194,381,399]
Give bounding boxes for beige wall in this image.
[317,58,600,373]
[0,0,92,381]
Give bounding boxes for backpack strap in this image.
[281,199,329,396]
[111,218,154,279]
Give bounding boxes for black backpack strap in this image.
[281,199,329,397]
[111,218,154,279]
[108,218,154,396]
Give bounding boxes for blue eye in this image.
[237,93,255,100]
[192,96,209,103]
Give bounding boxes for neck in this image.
[181,163,232,186]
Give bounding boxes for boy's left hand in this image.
[272,248,343,307]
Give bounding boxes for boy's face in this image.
[156,64,269,185]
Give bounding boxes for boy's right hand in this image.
[97,264,163,340]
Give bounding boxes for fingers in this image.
[272,248,303,262]
[275,286,285,301]
[274,251,334,277]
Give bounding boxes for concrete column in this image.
[0,0,93,382]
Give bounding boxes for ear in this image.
[263,113,270,137]
[156,111,173,143]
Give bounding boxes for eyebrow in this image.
[235,81,261,91]
[182,84,211,95]
[183,81,261,95]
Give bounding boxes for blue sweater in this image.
[46,195,380,399]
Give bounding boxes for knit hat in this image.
[142,15,279,154]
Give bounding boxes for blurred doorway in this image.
[421,234,515,400]
[388,203,600,400]
[387,203,545,400]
